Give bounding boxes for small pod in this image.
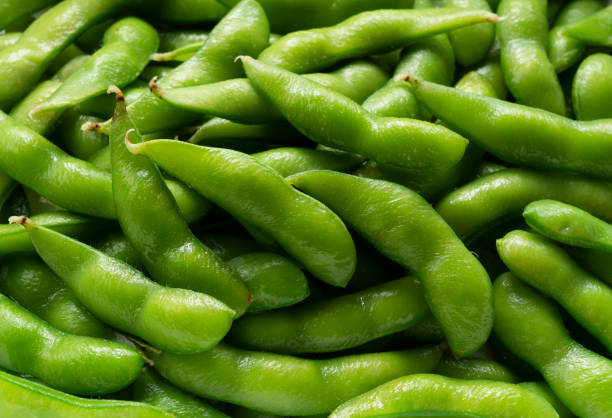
[409,78,612,180]
[572,53,612,120]
[0,368,172,417]
[288,170,492,358]
[497,229,612,352]
[150,343,442,416]
[227,252,309,312]
[126,139,356,288]
[131,368,228,418]
[241,57,468,170]
[228,276,429,353]
[254,147,365,177]
[11,216,235,354]
[497,0,565,114]
[258,8,498,73]
[0,0,130,107]
[0,111,208,222]
[0,254,113,339]
[435,168,612,241]
[494,272,612,417]
[523,199,612,251]
[0,292,142,395]
[33,17,159,113]
[110,87,250,316]
[563,4,612,45]
[329,374,558,417]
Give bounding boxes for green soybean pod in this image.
[518,382,575,418]
[55,110,108,160]
[0,254,113,339]
[93,0,270,135]
[497,229,612,353]
[241,57,468,170]
[568,247,612,287]
[110,88,250,316]
[9,80,62,134]
[11,216,235,354]
[198,233,265,261]
[572,53,612,120]
[548,0,605,72]
[131,368,228,418]
[0,211,113,256]
[228,276,429,353]
[258,8,498,74]
[227,252,309,312]
[523,199,612,251]
[0,0,57,30]
[0,292,142,395]
[91,231,144,270]
[126,139,356,288]
[132,0,228,24]
[494,272,612,417]
[442,0,495,66]
[288,170,492,358]
[497,0,565,115]
[158,30,209,52]
[436,169,612,241]
[329,374,558,418]
[150,60,388,124]
[218,0,414,33]
[435,356,520,382]
[0,111,209,222]
[253,147,365,177]
[362,0,454,120]
[150,343,442,416]
[0,0,130,108]
[0,368,173,418]
[33,17,158,113]
[563,4,612,46]
[408,77,612,180]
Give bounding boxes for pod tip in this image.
[8,215,28,226]
[81,121,101,132]
[235,55,252,63]
[125,129,140,154]
[148,77,163,98]
[393,73,419,86]
[107,85,124,102]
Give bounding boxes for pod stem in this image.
[148,76,164,99]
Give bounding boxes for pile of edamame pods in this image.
[0,0,611,416]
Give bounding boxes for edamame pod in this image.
[126,139,357,288]
[497,229,612,352]
[548,0,605,72]
[435,356,520,382]
[0,211,112,257]
[258,8,498,74]
[131,368,228,418]
[254,147,365,177]
[189,118,306,147]
[218,0,414,33]
[497,0,565,114]
[158,30,209,52]
[524,199,612,251]
[288,170,492,358]
[0,255,113,339]
[93,0,270,134]
[436,168,612,240]
[228,276,429,353]
[572,53,612,120]
[494,272,612,417]
[568,246,612,287]
[563,4,612,45]
[241,57,468,170]
[0,111,208,222]
[227,252,309,312]
[329,374,558,417]
[0,368,173,417]
[9,80,62,135]
[34,17,159,113]
[442,0,495,66]
[0,292,142,395]
[150,343,442,416]
[91,231,144,270]
[0,0,130,108]
[150,60,388,123]
[0,0,57,30]
[11,216,235,354]
[110,87,250,316]
[409,77,612,179]
[55,110,108,160]
[518,382,574,418]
